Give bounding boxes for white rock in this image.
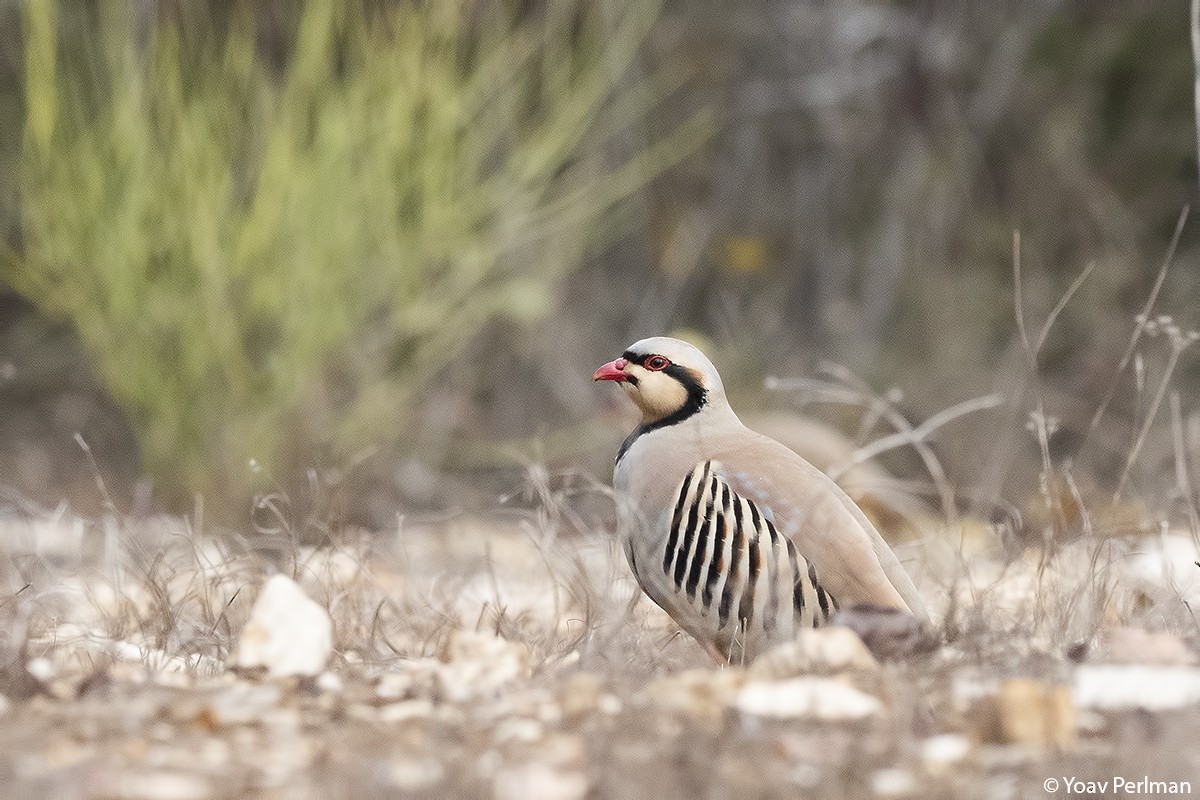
[1122,532,1200,605]
[233,575,332,677]
[735,677,882,720]
[436,630,529,702]
[1073,665,1200,711]
[113,771,213,800]
[494,762,587,800]
[1101,627,1198,666]
[748,627,878,679]
[872,768,916,797]
[378,699,436,723]
[494,717,545,744]
[25,657,55,682]
[921,734,971,766]
[207,684,283,725]
[597,694,623,715]
[316,671,343,693]
[390,758,445,791]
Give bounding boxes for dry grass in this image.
[1,467,1199,800]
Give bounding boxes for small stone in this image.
[233,575,333,678]
[736,677,882,720]
[107,771,214,800]
[1122,533,1200,606]
[376,671,417,700]
[205,683,283,726]
[971,679,1075,747]
[494,762,587,800]
[316,671,343,693]
[597,693,622,715]
[436,630,529,702]
[921,734,971,769]
[390,758,444,791]
[749,627,878,680]
[872,768,916,797]
[26,657,55,682]
[378,699,436,723]
[1101,627,1198,666]
[1073,665,1200,710]
[560,673,604,720]
[650,668,746,724]
[493,717,544,744]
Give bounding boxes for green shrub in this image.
[7,0,706,511]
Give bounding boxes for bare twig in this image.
[1171,392,1200,547]
[829,393,1005,475]
[74,433,118,515]
[1080,206,1189,456]
[1192,0,1200,192]
[1012,231,1061,541]
[1035,261,1095,353]
[1115,332,1198,501]
[767,367,974,526]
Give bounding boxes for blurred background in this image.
[1,1,1198,537]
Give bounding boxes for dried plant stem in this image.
[1192,0,1200,192]
[1170,392,1200,547]
[73,433,117,515]
[1012,230,1064,540]
[1080,206,1189,457]
[1036,261,1095,352]
[829,394,1004,476]
[1114,338,1195,502]
[771,364,976,528]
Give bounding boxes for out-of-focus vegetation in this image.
[0,2,1197,524]
[4,0,705,513]
[602,4,1200,511]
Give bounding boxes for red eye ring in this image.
[644,355,670,371]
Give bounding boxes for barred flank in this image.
[653,460,844,653]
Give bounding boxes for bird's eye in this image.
[645,355,670,371]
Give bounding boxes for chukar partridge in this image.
[594,337,928,663]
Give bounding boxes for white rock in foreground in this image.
[1073,665,1200,711]
[748,627,878,679]
[234,575,332,678]
[736,677,882,720]
[1122,532,1200,606]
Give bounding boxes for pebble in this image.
[1073,665,1200,710]
[748,627,878,679]
[494,762,587,800]
[316,671,343,693]
[736,677,882,720]
[26,657,55,682]
[1122,532,1200,606]
[921,734,971,768]
[971,679,1075,747]
[390,758,445,791]
[650,668,746,724]
[872,767,916,797]
[436,630,530,702]
[1100,627,1198,666]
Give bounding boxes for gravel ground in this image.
[1,505,1199,799]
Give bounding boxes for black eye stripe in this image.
[613,351,708,465]
[622,350,671,370]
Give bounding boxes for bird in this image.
[593,336,928,663]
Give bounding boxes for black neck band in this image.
[616,363,707,464]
